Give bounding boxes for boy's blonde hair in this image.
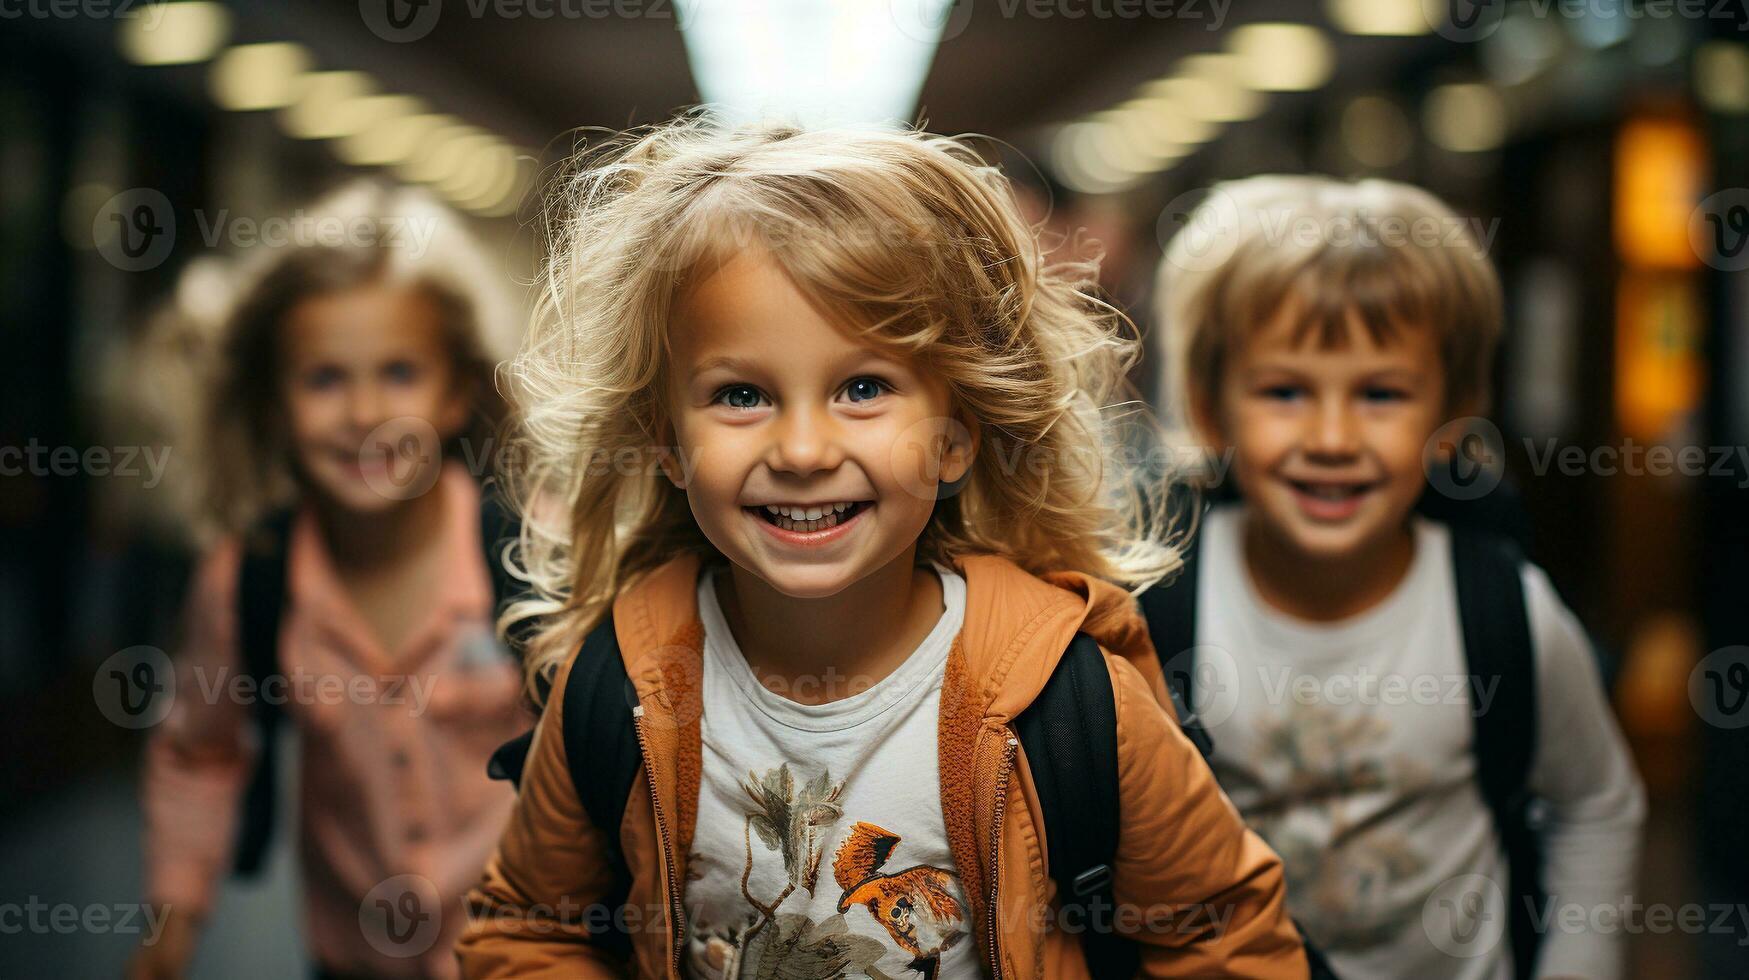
[1155,175,1503,452]
[198,181,520,536]
[502,113,1178,687]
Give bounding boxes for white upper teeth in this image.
[764,502,853,520]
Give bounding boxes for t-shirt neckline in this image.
[696,561,966,733]
[1214,505,1443,654]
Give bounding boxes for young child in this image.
[132,183,530,979]
[1152,176,1645,979]
[457,117,1309,977]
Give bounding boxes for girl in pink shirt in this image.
[131,183,530,980]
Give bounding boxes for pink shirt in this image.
[141,465,529,978]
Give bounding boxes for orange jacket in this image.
[457,552,1308,978]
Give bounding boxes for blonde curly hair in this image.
[501,113,1181,689]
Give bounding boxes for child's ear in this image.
[938,406,980,485]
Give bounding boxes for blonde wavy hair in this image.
[502,113,1180,688]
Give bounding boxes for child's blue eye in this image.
[1261,384,1302,402]
[383,360,421,385]
[1362,386,1408,403]
[714,384,765,410]
[845,377,887,403]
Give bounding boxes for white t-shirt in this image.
[1189,505,1643,980]
[681,560,986,980]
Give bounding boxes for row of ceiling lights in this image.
[1052,0,1749,195]
[116,2,529,217]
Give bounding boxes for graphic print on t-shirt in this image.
[1236,700,1432,950]
[684,763,969,979]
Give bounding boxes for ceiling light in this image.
[1227,23,1334,91]
[119,1,230,65]
[209,43,311,110]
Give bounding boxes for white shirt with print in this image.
[1190,505,1644,980]
[682,560,985,980]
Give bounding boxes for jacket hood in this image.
[608,551,1165,721]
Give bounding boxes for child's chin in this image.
[742,560,864,600]
[305,469,408,514]
[1258,500,1389,559]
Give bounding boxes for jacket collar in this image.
[609,550,1159,717]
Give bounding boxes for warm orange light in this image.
[1613,116,1706,269]
[1615,272,1703,441]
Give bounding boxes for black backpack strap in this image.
[232,509,295,877]
[1449,523,1543,977]
[486,615,642,952]
[1139,534,1209,759]
[1013,632,1137,980]
[478,483,520,608]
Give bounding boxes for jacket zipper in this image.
[632,706,685,978]
[987,730,1018,980]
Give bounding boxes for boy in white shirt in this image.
[1150,175,1646,979]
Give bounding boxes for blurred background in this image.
[3,0,1747,975]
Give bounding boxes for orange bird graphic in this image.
[833,821,967,979]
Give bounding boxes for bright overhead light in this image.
[459,147,524,213]
[1098,108,1190,164]
[210,43,311,110]
[447,141,516,209]
[1227,23,1335,91]
[435,133,499,199]
[467,157,533,217]
[1115,98,1220,145]
[679,0,948,127]
[1140,63,1265,123]
[119,1,230,65]
[400,123,484,185]
[338,109,445,166]
[1051,123,1145,195]
[333,93,424,137]
[280,71,376,139]
[1326,0,1429,36]
[1424,83,1507,152]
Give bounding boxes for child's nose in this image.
[1305,401,1360,458]
[345,383,389,431]
[767,405,843,475]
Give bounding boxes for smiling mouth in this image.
[1287,479,1378,501]
[746,501,871,533]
